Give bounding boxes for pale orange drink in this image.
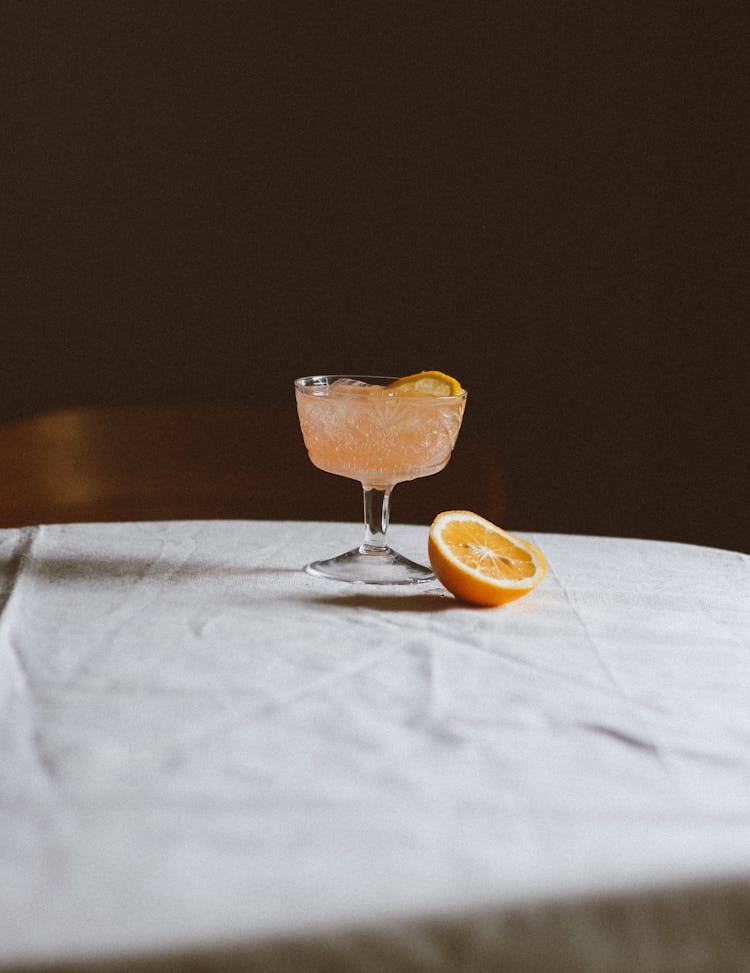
[295,377,465,489]
[294,374,467,585]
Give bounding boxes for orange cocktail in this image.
[294,374,467,585]
[295,378,465,489]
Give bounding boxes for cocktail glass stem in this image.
[361,487,391,553]
[303,482,435,584]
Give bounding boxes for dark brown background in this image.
[4,3,748,552]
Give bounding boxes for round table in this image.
[1,520,749,971]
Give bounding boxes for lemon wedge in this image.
[429,510,547,606]
[388,371,463,396]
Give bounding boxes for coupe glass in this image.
[294,374,467,584]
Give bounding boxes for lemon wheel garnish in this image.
[429,510,547,606]
[388,371,463,396]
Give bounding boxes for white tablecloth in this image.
[1,520,750,972]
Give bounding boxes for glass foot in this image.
[305,546,435,585]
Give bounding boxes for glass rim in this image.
[294,374,467,400]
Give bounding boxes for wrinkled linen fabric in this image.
[1,520,749,972]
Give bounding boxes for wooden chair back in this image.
[0,404,506,528]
